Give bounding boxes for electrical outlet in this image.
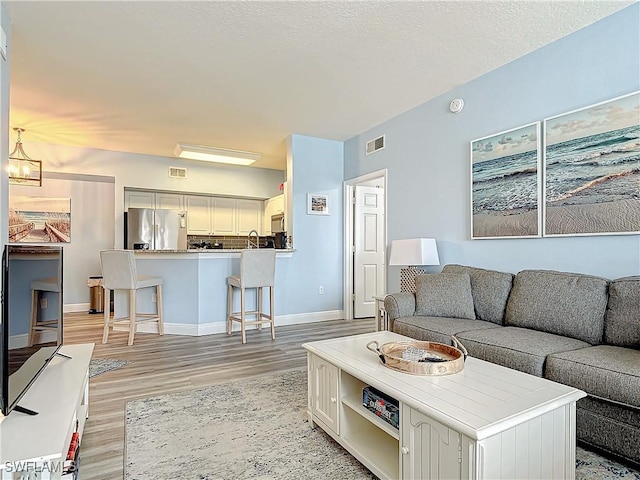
[151,293,157,303]
[319,286,324,295]
[40,297,48,309]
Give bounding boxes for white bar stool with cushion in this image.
[100,249,164,346]
[29,277,61,347]
[227,249,276,344]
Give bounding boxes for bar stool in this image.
[227,249,276,344]
[100,249,164,346]
[29,277,61,347]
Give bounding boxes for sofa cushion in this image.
[415,273,475,320]
[442,264,513,324]
[456,326,590,377]
[604,276,640,349]
[392,315,500,346]
[505,270,608,345]
[546,345,640,408]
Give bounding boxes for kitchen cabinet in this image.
[185,195,261,236]
[125,190,184,211]
[263,194,285,235]
[185,195,211,235]
[211,197,237,235]
[236,199,263,235]
[156,192,184,210]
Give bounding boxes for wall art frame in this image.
[470,122,542,239]
[9,196,71,243]
[307,193,329,215]
[543,90,640,237]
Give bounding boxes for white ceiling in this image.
[4,1,633,171]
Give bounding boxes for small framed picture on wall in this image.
[307,193,329,215]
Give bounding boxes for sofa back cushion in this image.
[442,264,513,324]
[604,276,640,349]
[505,270,608,345]
[415,273,476,320]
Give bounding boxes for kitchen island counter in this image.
[133,248,295,256]
[113,249,294,336]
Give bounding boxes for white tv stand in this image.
[0,344,94,480]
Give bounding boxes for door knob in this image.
[330,397,337,403]
[401,446,409,455]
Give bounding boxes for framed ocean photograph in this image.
[470,122,542,239]
[9,196,71,243]
[543,91,640,236]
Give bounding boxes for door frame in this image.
[343,169,388,320]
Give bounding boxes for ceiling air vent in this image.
[169,167,187,179]
[365,135,385,155]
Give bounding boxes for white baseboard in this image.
[64,303,90,313]
[114,309,345,336]
[9,331,57,349]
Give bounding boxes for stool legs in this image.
[226,284,233,335]
[156,284,164,336]
[227,284,275,344]
[102,286,162,346]
[102,286,111,344]
[128,288,136,346]
[240,287,247,344]
[270,286,275,340]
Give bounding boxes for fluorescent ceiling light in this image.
[174,143,261,166]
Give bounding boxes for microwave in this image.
[271,213,285,233]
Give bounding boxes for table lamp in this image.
[388,238,440,292]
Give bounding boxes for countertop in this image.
[134,248,295,253]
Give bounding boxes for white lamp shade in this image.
[388,238,440,266]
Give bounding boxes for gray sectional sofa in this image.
[384,264,640,467]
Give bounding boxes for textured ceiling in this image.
[4,1,633,170]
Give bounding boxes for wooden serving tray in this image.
[366,336,467,376]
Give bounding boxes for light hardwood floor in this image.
[63,312,376,480]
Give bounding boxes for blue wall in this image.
[283,134,344,314]
[345,4,640,292]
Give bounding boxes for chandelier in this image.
[8,128,42,186]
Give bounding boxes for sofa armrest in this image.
[384,292,416,329]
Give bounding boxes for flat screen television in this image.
[1,245,64,416]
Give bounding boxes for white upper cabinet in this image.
[211,198,237,235]
[125,191,155,209]
[156,193,184,210]
[185,195,211,235]
[184,195,262,236]
[125,190,184,211]
[263,194,285,236]
[236,199,263,235]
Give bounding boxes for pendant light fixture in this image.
[8,128,42,186]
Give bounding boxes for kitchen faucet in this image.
[247,229,259,249]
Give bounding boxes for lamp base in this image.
[400,266,426,293]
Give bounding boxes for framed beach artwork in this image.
[307,193,329,215]
[543,91,640,236]
[470,122,542,239]
[9,196,71,243]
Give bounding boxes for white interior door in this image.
[353,185,385,318]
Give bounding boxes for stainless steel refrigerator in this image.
[126,208,187,250]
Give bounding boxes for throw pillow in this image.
[415,272,476,320]
[442,264,513,324]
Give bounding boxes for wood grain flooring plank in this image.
[61,312,374,480]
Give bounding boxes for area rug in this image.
[125,370,640,480]
[89,358,131,378]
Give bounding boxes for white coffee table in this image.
[303,331,586,480]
